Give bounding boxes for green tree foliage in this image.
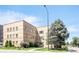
[29,42,39,47]
[49,19,69,49]
[66,42,69,45]
[34,43,39,47]
[5,40,13,47]
[8,40,13,47]
[20,42,29,48]
[29,42,34,47]
[20,42,39,48]
[72,37,79,47]
[5,40,8,47]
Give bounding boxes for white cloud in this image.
[0,10,41,26]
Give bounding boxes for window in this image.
[39,31,44,34]
[16,27,18,31]
[16,34,18,38]
[7,28,9,32]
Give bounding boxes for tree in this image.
[8,40,13,47]
[66,42,69,45]
[5,40,8,47]
[49,19,69,49]
[72,37,79,47]
[5,40,13,47]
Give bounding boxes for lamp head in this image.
[44,5,46,7]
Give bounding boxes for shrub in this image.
[63,46,68,51]
[34,43,39,47]
[20,42,29,48]
[29,42,39,47]
[29,42,34,47]
[20,42,40,48]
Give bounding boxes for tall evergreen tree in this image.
[49,19,69,49]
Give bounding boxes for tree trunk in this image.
[51,43,52,49]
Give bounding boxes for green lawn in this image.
[35,48,68,52]
[0,47,68,52]
[0,47,34,50]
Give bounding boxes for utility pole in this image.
[43,5,49,50]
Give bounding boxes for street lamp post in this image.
[44,5,49,50]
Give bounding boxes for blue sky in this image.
[0,5,79,42]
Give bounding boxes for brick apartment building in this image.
[3,20,41,47]
[37,26,48,48]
